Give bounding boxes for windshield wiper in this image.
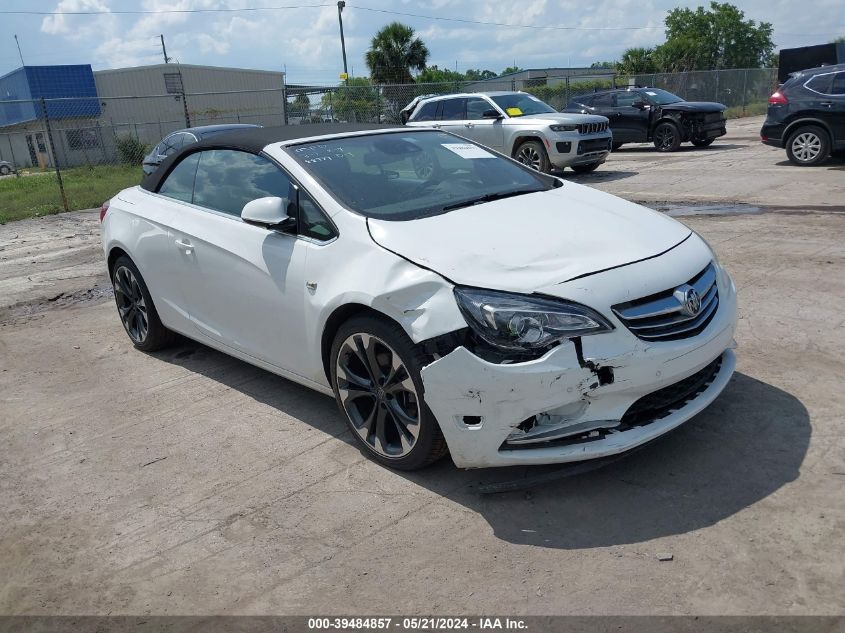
[441,188,543,212]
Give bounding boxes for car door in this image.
[461,96,505,151]
[168,148,310,374]
[436,98,469,137]
[612,91,651,142]
[132,153,201,333]
[827,71,845,143]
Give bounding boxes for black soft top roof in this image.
[140,123,395,192]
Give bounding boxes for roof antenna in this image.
[14,34,25,66]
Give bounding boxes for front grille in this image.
[612,263,719,341]
[577,138,611,155]
[578,121,608,134]
[704,112,725,124]
[619,354,723,429]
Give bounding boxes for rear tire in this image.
[514,140,551,173]
[0,165,11,176]
[111,255,177,352]
[330,314,447,471]
[691,138,715,148]
[571,162,601,174]
[653,122,682,152]
[785,125,830,166]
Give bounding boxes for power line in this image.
[0,3,333,15]
[0,3,841,37]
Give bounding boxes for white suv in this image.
[403,91,612,173]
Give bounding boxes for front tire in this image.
[611,142,623,151]
[571,162,601,174]
[111,256,177,352]
[691,138,714,148]
[785,125,830,166]
[515,140,551,173]
[653,122,682,152]
[330,314,447,470]
[0,165,11,176]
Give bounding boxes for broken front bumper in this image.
[420,265,738,469]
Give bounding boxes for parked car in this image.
[0,160,16,176]
[761,63,845,166]
[402,91,612,173]
[101,124,737,471]
[564,87,727,152]
[142,124,261,175]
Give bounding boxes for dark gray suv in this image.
[142,124,261,175]
[761,63,845,166]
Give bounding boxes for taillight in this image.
[99,199,110,222]
[768,91,788,105]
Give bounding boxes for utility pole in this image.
[337,1,348,84]
[14,34,25,66]
[160,34,171,63]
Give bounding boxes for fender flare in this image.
[782,117,834,144]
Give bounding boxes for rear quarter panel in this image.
[102,186,189,330]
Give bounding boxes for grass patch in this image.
[725,102,768,119]
[0,164,143,224]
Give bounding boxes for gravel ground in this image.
[1,117,843,616]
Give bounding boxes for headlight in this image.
[453,286,613,351]
[549,124,577,132]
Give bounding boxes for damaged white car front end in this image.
[419,240,737,468]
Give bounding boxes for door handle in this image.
[431,124,441,129]
[464,122,474,128]
[820,101,833,107]
[174,239,193,255]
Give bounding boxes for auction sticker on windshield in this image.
[442,143,495,159]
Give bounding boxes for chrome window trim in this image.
[803,71,844,96]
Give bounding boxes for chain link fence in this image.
[1,68,777,222]
[0,89,287,222]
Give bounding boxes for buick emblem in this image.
[674,285,701,317]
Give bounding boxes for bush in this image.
[115,135,149,165]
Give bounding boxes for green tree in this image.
[617,47,657,74]
[417,65,465,84]
[365,22,429,84]
[320,77,379,123]
[590,61,617,69]
[465,68,496,81]
[501,66,523,75]
[655,2,774,70]
[832,36,845,44]
[288,93,311,117]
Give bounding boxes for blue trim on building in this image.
[0,65,101,127]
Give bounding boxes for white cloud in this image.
[26,0,845,81]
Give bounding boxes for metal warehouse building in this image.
[0,63,286,169]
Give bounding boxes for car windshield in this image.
[289,130,552,221]
[489,93,557,117]
[640,88,684,105]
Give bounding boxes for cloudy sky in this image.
[1,0,843,83]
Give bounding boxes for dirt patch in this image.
[0,282,113,326]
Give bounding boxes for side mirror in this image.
[241,196,296,231]
[632,100,647,110]
[481,109,503,119]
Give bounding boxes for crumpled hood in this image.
[367,182,691,293]
[661,101,725,113]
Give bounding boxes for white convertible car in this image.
[100,124,737,470]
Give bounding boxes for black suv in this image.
[761,63,845,166]
[564,87,727,152]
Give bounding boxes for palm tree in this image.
[618,47,657,75]
[365,22,429,84]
